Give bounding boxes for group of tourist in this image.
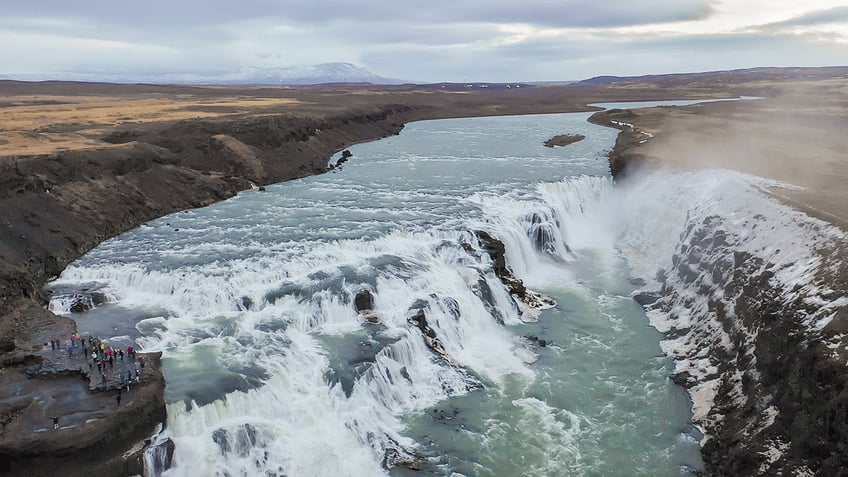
[48,332,144,392]
[47,332,146,430]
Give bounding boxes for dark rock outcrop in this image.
[68,291,108,313]
[407,308,459,367]
[336,149,353,167]
[354,289,375,312]
[383,436,425,471]
[543,134,585,148]
[405,302,483,393]
[473,230,556,321]
[354,288,381,324]
[0,344,166,476]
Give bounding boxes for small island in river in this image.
[543,134,585,148]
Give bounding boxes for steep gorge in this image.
[595,110,848,475]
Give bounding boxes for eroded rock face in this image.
[641,214,848,476]
[474,230,556,322]
[407,308,458,367]
[405,302,483,393]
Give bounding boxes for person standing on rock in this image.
[70,334,76,347]
[52,416,59,429]
[119,349,124,361]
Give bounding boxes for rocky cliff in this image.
[0,105,415,319]
[0,104,417,476]
[595,109,848,475]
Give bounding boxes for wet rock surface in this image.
[474,230,556,321]
[354,288,375,312]
[406,299,483,392]
[0,303,166,476]
[407,308,460,367]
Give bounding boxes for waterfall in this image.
[56,109,797,476]
[143,425,175,477]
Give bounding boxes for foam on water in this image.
[53,107,824,476]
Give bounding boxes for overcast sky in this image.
[1,0,846,82]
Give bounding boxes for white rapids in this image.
[48,101,838,477]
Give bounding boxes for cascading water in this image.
[50,103,789,476]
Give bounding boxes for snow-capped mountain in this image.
[222,63,405,85]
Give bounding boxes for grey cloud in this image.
[346,22,503,46]
[0,0,717,75]
[273,0,716,28]
[364,28,845,83]
[1,0,715,33]
[760,6,848,28]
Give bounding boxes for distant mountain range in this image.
[220,63,406,85]
[578,66,848,87]
[0,63,408,85]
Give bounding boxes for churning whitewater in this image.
[49,102,829,476]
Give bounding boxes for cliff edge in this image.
[0,104,416,475]
[591,95,848,475]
